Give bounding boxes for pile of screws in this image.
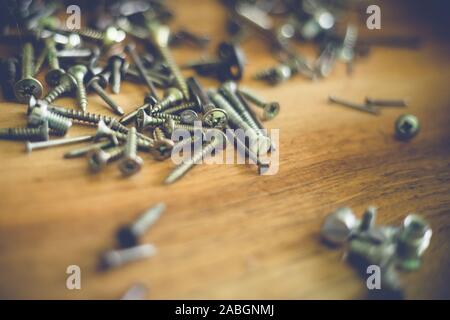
[0,0,281,184]
[321,207,432,299]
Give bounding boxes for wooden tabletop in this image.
[0,0,449,299]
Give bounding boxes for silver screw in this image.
[60,26,125,46]
[136,109,166,130]
[27,97,72,135]
[44,37,65,86]
[26,134,93,153]
[96,120,154,151]
[87,146,124,173]
[119,94,158,125]
[238,88,280,120]
[125,44,158,98]
[116,203,166,248]
[67,65,88,112]
[328,95,379,115]
[365,97,407,107]
[87,72,125,115]
[119,127,143,176]
[147,22,190,99]
[14,42,43,103]
[164,130,227,184]
[108,54,127,94]
[149,87,184,114]
[321,207,358,246]
[98,243,157,271]
[64,139,114,159]
[395,114,420,140]
[43,73,77,104]
[151,127,174,160]
[0,122,49,142]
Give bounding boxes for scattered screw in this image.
[67,65,88,112]
[87,70,125,115]
[328,95,379,115]
[43,73,77,104]
[395,114,420,140]
[98,243,157,271]
[150,87,184,114]
[14,42,43,103]
[125,43,158,98]
[44,37,65,86]
[26,134,93,153]
[87,146,124,173]
[119,127,143,176]
[238,88,280,120]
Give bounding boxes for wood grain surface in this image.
[0,0,449,299]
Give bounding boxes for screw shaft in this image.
[90,81,124,115]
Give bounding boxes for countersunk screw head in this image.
[68,64,88,79]
[202,108,228,129]
[321,207,358,246]
[395,114,420,140]
[45,68,65,87]
[119,156,143,176]
[14,78,43,103]
[87,148,110,173]
[151,139,175,160]
[262,102,280,120]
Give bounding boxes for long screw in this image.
[365,97,407,107]
[125,44,158,99]
[87,71,125,115]
[34,46,48,75]
[164,130,227,184]
[96,120,154,150]
[14,42,43,103]
[98,243,156,271]
[238,88,280,120]
[328,95,379,115]
[108,54,127,94]
[147,22,190,99]
[26,135,94,153]
[149,87,184,114]
[67,65,88,112]
[43,73,77,104]
[0,122,49,142]
[119,127,143,176]
[164,102,198,115]
[44,37,65,86]
[119,94,158,125]
[65,139,114,159]
[28,99,72,135]
[116,203,166,248]
[87,146,124,173]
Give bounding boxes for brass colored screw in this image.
[164,130,227,184]
[147,22,190,99]
[14,42,43,103]
[395,114,420,140]
[67,65,88,112]
[44,38,65,86]
[238,88,280,120]
[119,127,143,176]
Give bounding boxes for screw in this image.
[116,203,166,248]
[61,26,126,46]
[64,139,115,159]
[136,109,166,130]
[26,134,93,153]
[87,146,124,173]
[119,127,143,176]
[0,58,19,101]
[56,48,93,59]
[186,77,228,129]
[108,54,127,94]
[43,73,77,104]
[151,127,174,160]
[125,43,158,98]
[164,102,199,115]
[180,110,199,124]
[164,130,227,184]
[98,243,157,271]
[27,97,72,135]
[328,95,379,115]
[119,94,158,125]
[96,120,154,151]
[238,88,280,120]
[321,207,358,246]
[14,42,43,103]
[147,22,190,99]
[44,37,65,86]
[120,283,149,300]
[34,46,48,76]
[254,64,292,85]
[67,65,88,112]
[150,87,184,114]
[0,122,49,142]
[163,118,214,137]
[87,71,125,115]
[395,114,420,140]
[365,97,407,107]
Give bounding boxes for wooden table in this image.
[0,0,449,299]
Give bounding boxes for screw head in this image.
[87,148,110,173]
[151,139,174,160]
[148,22,171,47]
[395,114,420,140]
[38,121,50,141]
[164,87,184,102]
[180,110,199,124]
[119,155,143,176]
[262,102,280,120]
[202,108,228,129]
[28,106,47,127]
[14,78,43,103]
[45,68,65,86]
[321,207,358,246]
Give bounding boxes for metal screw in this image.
[119,94,158,125]
[164,130,227,184]
[65,139,114,159]
[0,122,49,142]
[44,37,65,86]
[125,43,158,98]
[147,22,190,99]
[120,283,149,300]
[164,102,199,115]
[67,65,88,112]
[395,114,420,140]
[365,97,407,107]
[43,73,77,104]
[87,146,124,173]
[116,203,166,248]
[136,109,166,130]
[108,54,127,94]
[0,58,20,101]
[98,243,156,271]
[34,46,48,76]
[254,64,292,85]
[87,71,125,115]
[61,26,125,46]
[26,134,93,153]
[321,207,358,246]
[119,127,143,176]
[238,88,280,120]
[27,97,72,135]
[328,95,379,115]
[96,120,154,151]
[149,87,184,114]
[180,110,199,124]
[151,127,174,161]
[14,42,43,103]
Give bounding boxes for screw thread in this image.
[209,91,250,130]
[90,81,123,115]
[220,89,262,133]
[152,112,181,121]
[45,111,72,134]
[72,27,104,41]
[0,127,42,140]
[159,46,189,99]
[238,88,264,107]
[153,127,166,141]
[44,82,72,103]
[124,127,138,158]
[21,43,34,79]
[111,59,122,94]
[45,38,59,70]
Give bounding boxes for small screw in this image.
[164,130,227,184]
[119,94,158,125]
[98,243,157,271]
[150,87,184,114]
[136,109,166,130]
[125,43,158,98]
[0,122,49,142]
[42,73,77,104]
[116,203,166,248]
[27,97,72,135]
[321,207,358,246]
[87,146,124,173]
[67,65,88,112]
[395,114,420,140]
[26,134,93,153]
[238,88,280,120]
[44,37,65,86]
[328,95,379,115]
[14,42,43,103]
[87,71,125,115]
[254,64,292,85]
[119,127,143,176]
[151,127,174,160]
